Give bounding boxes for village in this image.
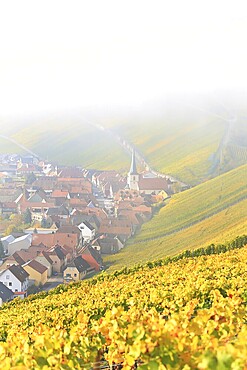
[0,151,175,305]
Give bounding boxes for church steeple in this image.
[129,149,138,175]
[127,149,139,190]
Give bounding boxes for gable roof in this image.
[8,265,29,282]
[81,245,102,264]
[67,256,90,272]
[81,220,95,231]
[24,260,48,274]
[138,176,168,191]
[0,282,13,302]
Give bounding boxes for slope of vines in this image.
[0,236,247,369]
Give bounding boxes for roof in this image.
[8,265,29,282]
[81,220,95,231]
[138,176,168,191]
[32,232,78,249]
[24,260,48,274]
[81,245,102,264]
[0,282,13,302]
[66,256,90,272]
[9,234,32,245]
[1,235,15,243]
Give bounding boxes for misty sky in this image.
[0,0,247,116]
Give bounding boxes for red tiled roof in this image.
[138,176,168,191]
[32,232,78,249]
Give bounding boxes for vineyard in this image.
[0,235,247,369]
[106,197,247,270]
[113,117,225,185]
[105,164,247,271]
[133,164,247,242]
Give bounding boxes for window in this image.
[6,275,10,279]
[15,289,18,292]
[9,282,12,287]
[74,273,77,277]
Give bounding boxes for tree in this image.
[23,208,32,225]
[0,240,5,258]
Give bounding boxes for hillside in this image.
[0,116,130,171]
[0,236,247,369]
[106,165,247,270]
[0,137,24,155]
[1,106,245,183]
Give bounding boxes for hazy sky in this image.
[0,0,247,116]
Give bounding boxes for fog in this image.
[1,0,247,119]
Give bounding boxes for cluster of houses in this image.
[0,151,174,304]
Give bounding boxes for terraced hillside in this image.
[0,236,247,369]
[106,165,247,270]
[0,137,24,155]
[1,116,130,171]
[104,111,226,185]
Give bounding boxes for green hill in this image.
[106,165,247,270]
[0,236,247,369]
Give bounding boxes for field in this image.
[0,236,247,369]
[105,165,247,271]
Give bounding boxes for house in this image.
[0,265,29,299]
[23,260,48,286]
[80,245,103,271]
[0,201,18,217]
[8,234,32,255]
[97,237,121,254]
[127,150,169,194]
[0,282,14,306]
[12,249,53,277]
[34,251,53,277]
[0,235,15,254]
[46,245,66,273]
[0,255,18,272]
[98,219,133,239]
[24,224,58,234]
[32,231,79,252]
[63,256,92,283]
[77,221,95,243]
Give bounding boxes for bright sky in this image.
[0,0,247,116]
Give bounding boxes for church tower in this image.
[127,149,139,190]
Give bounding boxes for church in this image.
[127,150,170,195]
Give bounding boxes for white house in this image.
[1,235,15,254]
[8,234,32,255]
[0,265,29,299]
[77,221,95,243]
